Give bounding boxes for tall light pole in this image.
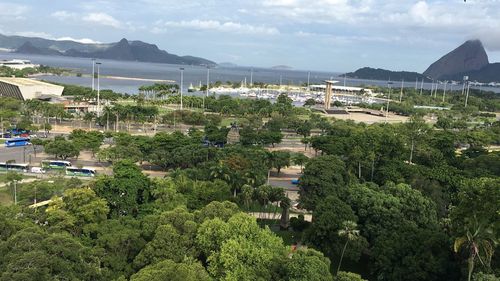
[465,81,471,107]
[307,71,311,90]
[203,66,210,111]
[13,179,17,205]
[180,67,184,110]
[442,81,448,103]
[399,79,404,102]
[461,75,468,96]
[206,67,210,97]
[91,58,95,91]
[386,82,392,124]
[250,68,253,86]
[96,62,102,116]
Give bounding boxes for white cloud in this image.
[13,31,53,38]
[51,10,77,20]
[83,12,121,28]
[257,0,373,24]
[55,37,101,44]
[154,19,279,35]
[7,31,100,44]
[0,3,28,17]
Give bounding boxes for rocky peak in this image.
[423,40,489,80]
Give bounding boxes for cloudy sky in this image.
[1,0,500,72]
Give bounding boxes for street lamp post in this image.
[13,180,17,205]
[442,81,448,103]
[203,67,210,111]
[307,71,311,90]
[91,58,95,91]
[206,67,210,97]
[180,68,185,110]
[399,79,404,102]
[385,82,392,124]
[96,62,102,116]
[250,68,253,86]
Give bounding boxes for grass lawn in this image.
[220,117,241,127]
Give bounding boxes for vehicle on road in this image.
[30,167,46,174]
[0,162,29,173]
[5,137,31,147]
[65,167,96,177]
[41,160,72,170]
[291,179,300,185]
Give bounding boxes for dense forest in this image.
[0,84,498,281]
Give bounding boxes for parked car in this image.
[291,179,300,185]
[31,167,46,174]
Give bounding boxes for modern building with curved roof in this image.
[0,77,64,100]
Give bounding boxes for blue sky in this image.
[1,0,500,72]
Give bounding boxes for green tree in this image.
[44,137,80,159]
[336,221,360,274]
[454,222,497,281]
[304,98,317,107]
[299,155,347,210]
[91,217,146,280]
[130,259,211,281]
[197,213,286,280]
[292,153,309,172]
[284,248,333,281]
[335,271,367,281]
[46,188,109,236]
[269,150,291,175]
[92,160,151,217]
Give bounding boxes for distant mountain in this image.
[346,40,500,83]
[2,33,216,66]
[15,42,61,56]
[424,40,489,80]
[219,62,239,67]
[345,67,430,82]
[271,65,293,70]
[0,33,108,53]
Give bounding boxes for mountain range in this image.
[0,34,216,66]
[346,40,500,83]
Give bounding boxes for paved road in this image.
[0,145,42,163]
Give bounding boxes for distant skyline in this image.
[1,0,500,72]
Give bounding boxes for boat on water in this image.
[0,59,40,70]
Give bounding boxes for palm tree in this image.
[454,221,497,281]
[337,220,360,275]
[83,112,96,129]
[241,184,253,211]
[102,106,114,131]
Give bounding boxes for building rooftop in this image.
[0,77,62,88]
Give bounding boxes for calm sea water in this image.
[1,52,498,94]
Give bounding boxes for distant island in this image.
[346,39,500,83]
[345,67,430,82]
[271,65,293,70]
[218,62,239,68]
[0,34,216,67]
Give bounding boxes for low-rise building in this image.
[0,77,64,100]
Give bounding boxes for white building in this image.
[0,59,39,70]
[309,84,374,96]
[0,77,64,100]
